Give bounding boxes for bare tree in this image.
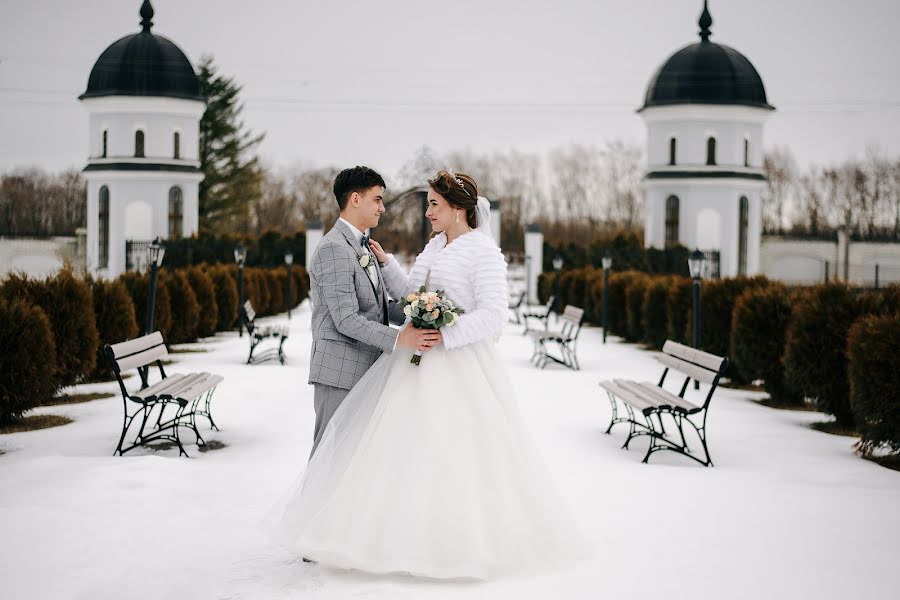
[762,147,797,233]
[0,167,86,236]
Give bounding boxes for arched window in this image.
[168,186,183,239]
[743,139,750,167]
[99,186,110,269]
[101,130,108,158]
[706,137,717,166]
[669,137,677,166]
[665,195,679,247]
[134,130,145,158]
[738,196,749,275]
[173,132,181,159]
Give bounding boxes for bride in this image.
[266,170,588,579]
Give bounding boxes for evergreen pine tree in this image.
[198,55,264,233]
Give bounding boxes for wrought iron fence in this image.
[125,240,151,272]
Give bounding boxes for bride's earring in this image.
[455,211,460,224]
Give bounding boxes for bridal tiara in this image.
[446,168,472,198]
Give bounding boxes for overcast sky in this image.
[2,0,900,179]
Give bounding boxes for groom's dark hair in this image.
[333,166,386,211]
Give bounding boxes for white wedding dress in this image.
[266,227,589,579]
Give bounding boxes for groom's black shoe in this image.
[302,557,314,564]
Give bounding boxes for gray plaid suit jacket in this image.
[307,220,401,390]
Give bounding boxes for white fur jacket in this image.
[380,230,509,350]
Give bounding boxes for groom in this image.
[307,166,438,458]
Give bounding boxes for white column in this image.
[306,220,324,268]
[837,228,850,282]
[489,199,501,247]
[524,223,543,304]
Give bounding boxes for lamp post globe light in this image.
[552,254,564,315]
[601,250,612,344]
[285,252,294,320]
[234,244,247,336]
[145,237,165,335]
[688,248,705,390]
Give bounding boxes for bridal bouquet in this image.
[399,286,465,365]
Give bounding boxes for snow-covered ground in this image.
[1,301,897,600]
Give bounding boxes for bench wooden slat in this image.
[662,340,726,372]
[656,354,718,385]
[177,374,225,402]
[634,381,699,412]
[115,343,169,372]
[131,373,188,400]
[600,380,658,412]
[108,331,164,359]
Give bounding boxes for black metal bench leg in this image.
[605,392,619,434]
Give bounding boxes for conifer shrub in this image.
[0,270,99,385]
[162,270,200,344]
[625,273,652,342]
[607,271,641,338]
[848,314,900,456]
[186,266,218,338]
[0,299,57,424]
[88,278,138,380]
[731,283,800,405]
[666,276,692,345]
[119,272,173,340]
[641,276,671,349]
[784,284,860,426]
[207,265,238,332]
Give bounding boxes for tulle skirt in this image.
[264,340,589,580]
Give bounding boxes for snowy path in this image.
[1,301,897,600]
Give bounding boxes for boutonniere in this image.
[358,254,371,268]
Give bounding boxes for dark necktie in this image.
[360,234,370,249]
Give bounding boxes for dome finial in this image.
[699,0,713,42]
[140,0,154,32]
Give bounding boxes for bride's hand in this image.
[368,239,388,264]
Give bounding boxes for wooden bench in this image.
[528,305,585,370]
[521,295,556,334]
[508,291,527,324]
[600,340,728,466]
[105,331,223,457]
[242,300,289,365]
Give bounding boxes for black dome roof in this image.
[640,2,773,111]
[80,1,202,102]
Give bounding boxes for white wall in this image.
[759,236,900,285]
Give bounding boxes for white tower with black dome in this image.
[80,0,205,278]
[640,1,774,277]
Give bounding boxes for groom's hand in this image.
[397,326,442,352]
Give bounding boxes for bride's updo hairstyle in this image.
[428,170,479,229]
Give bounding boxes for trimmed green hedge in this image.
[0,270,99,386]
[186,266,218,338]
[849,314,900,455]
[0,298,57,424]
[642,276,672,350]
[120,272,173,339]
[162,270,200,344]
[625,273,651,343]
[731,284,800,405]
[666,276,692,345]
[88,278,138,380]
[207,265,239,331]
[784,284,860,426]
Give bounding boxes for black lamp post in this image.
[234,244,247,336]
[285,252,294,319]
[552,254,563,315]
[144,237,165,335]
[602,250,612,344]
[688,249,705,390]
